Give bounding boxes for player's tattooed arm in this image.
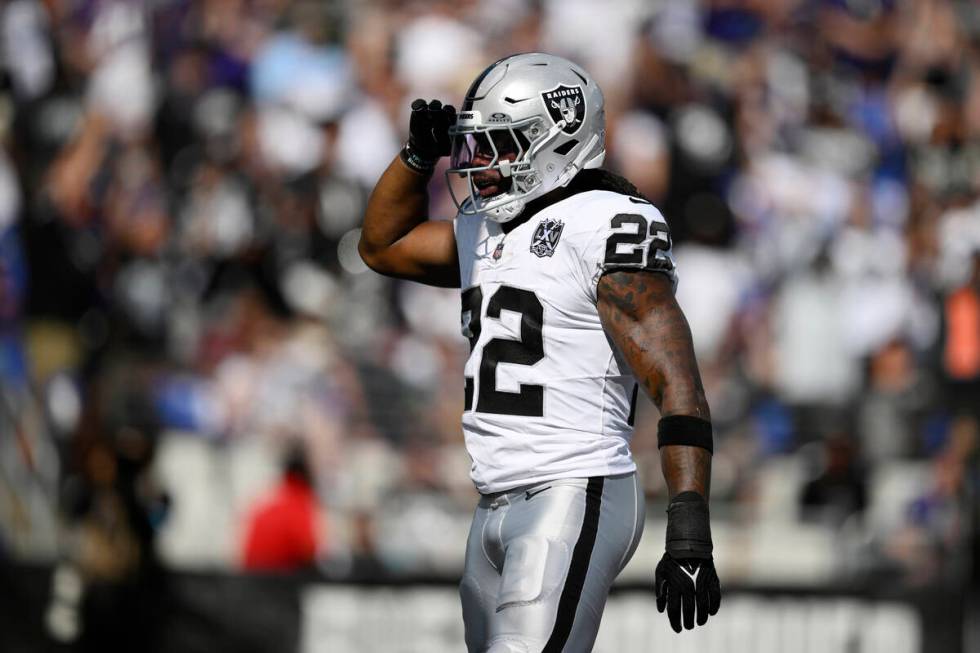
[359,156,460,287]
[597,269,711,499]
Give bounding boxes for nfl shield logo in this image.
[530,218,565,258]
[541,85,586,135]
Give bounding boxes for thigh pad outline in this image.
[496,535,570,612]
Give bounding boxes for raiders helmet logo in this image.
[541,85,585,135]
[530,218,565,258]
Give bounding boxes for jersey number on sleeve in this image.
[461,285,544,416]
[603,213,672,268]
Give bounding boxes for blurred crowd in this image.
[0,0,978,604]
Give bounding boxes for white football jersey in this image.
[455,189,677,493]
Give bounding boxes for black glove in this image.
[655,492,721,632]
[399,99,456,174]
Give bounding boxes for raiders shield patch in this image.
[541,85,585,135]
[530,218,565,258]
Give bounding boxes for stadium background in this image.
[0,0,977,651]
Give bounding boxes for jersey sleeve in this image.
[571,195,678,304]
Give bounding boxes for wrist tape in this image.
[665,491,713,560]
[399,143,436,175]
[658,415,713,453]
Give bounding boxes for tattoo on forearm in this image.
[597,269,712,500]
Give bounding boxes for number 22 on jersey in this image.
[458,207,672,419]
[461,286,544,417]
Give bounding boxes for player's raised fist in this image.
[400,98,456,174]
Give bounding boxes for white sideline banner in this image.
[300,585,921,653]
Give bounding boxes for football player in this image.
[359,52,720,652]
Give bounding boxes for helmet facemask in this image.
[447,115,561,222]
[446,53,608,222]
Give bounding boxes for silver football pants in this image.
[460,473,645,653]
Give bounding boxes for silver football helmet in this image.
[447,52,606,223]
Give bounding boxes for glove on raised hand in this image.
[400,99,456,174]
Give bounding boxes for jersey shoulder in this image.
[555,169,669,241]
[564,189,666,230]
[529,181,676,302]
[562,190,674,277]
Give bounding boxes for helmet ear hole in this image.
[553,140,578,156]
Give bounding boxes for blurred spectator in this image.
[772,249,861,411]
[942,250,980,418]
[609,110,671,203]
[857,338,934,462]
[242,445,323,572]
[879,414,977,585]
[56,361,169,651]
[0,0,976,594]
[800,432,868,526]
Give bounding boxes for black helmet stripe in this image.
[462,53,531,110]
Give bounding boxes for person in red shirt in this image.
[944,251,980,419]
[241,447,321,571]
